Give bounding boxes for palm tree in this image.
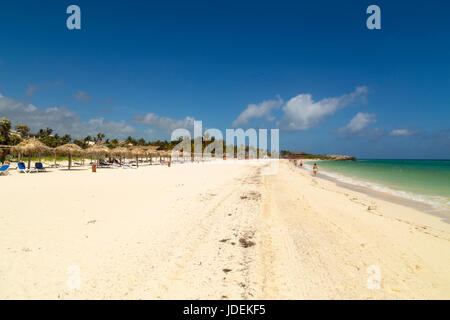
[97,132,105,143]
[60,134,71,145]
[125,136,137,145]
[0,118,11,145]
[15,124,30,139]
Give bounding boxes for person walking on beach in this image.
[300,160,303,167]
[313,163,318,176]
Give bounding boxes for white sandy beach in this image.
[0,160,449,299]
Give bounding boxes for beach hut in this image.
[10,139,51,169]
[85,145,110,165]
[54,143,83,170]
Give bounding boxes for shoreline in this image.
[302,160,450,222]
[314,168,449,223]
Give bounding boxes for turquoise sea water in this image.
[305,159,450,213]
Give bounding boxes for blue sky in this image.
[0,0,449,158]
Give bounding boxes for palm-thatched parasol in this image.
[111,147,129,164]
[11,139,52,169]
[157,150,172,163]
[128,146,146,167]
[141,146,159,164]
[85,145,110,164]
[54,143,83,170]
[169,149,185,162]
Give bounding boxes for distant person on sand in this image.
[300,160,303,167]
[313,163,318,176]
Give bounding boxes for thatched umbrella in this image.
[55,143,83,170]
[85,145,110,164]
[128,146,146,168]
[111,147,129,164]
[11,139,51,169]
[142,146,159,164]
[157,150,172,164]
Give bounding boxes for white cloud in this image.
[232,96,283,127]
[0,93,136,139]
[25,84,38,98]
[74,90,92,103]
[88,118,135,135]
[278,86,368,131]
[24,104,37,112]
[339,112,377,133]
[390,129,412,136]
[132,113,195,132]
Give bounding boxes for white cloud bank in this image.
[390,129,412,136]
[278,86,368,131]
[339,112,377,134]
[231,96,283,127]
[0,93,135,138]
[132,113,195,133]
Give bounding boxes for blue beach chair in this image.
[0,164,10,175]
[17,162,28,173]
[99,161,111,167]
[18,162,36,173]
[35,162,46,172]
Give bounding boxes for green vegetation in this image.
[0,118,12,145]
[0,116,273,159]
[280,150,355,160]
[0,117,183,151]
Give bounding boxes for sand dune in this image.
[0,160,449,299]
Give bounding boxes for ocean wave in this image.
[303,163,450,213]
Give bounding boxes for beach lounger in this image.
[17,162,28,173]
[99,161,112,167]
[18,162,36,173]
[0,164,10,175]
[35,162,46,172]
[122,163,137,169]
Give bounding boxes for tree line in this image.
[0,117,270,158]
[0,117,180,150]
